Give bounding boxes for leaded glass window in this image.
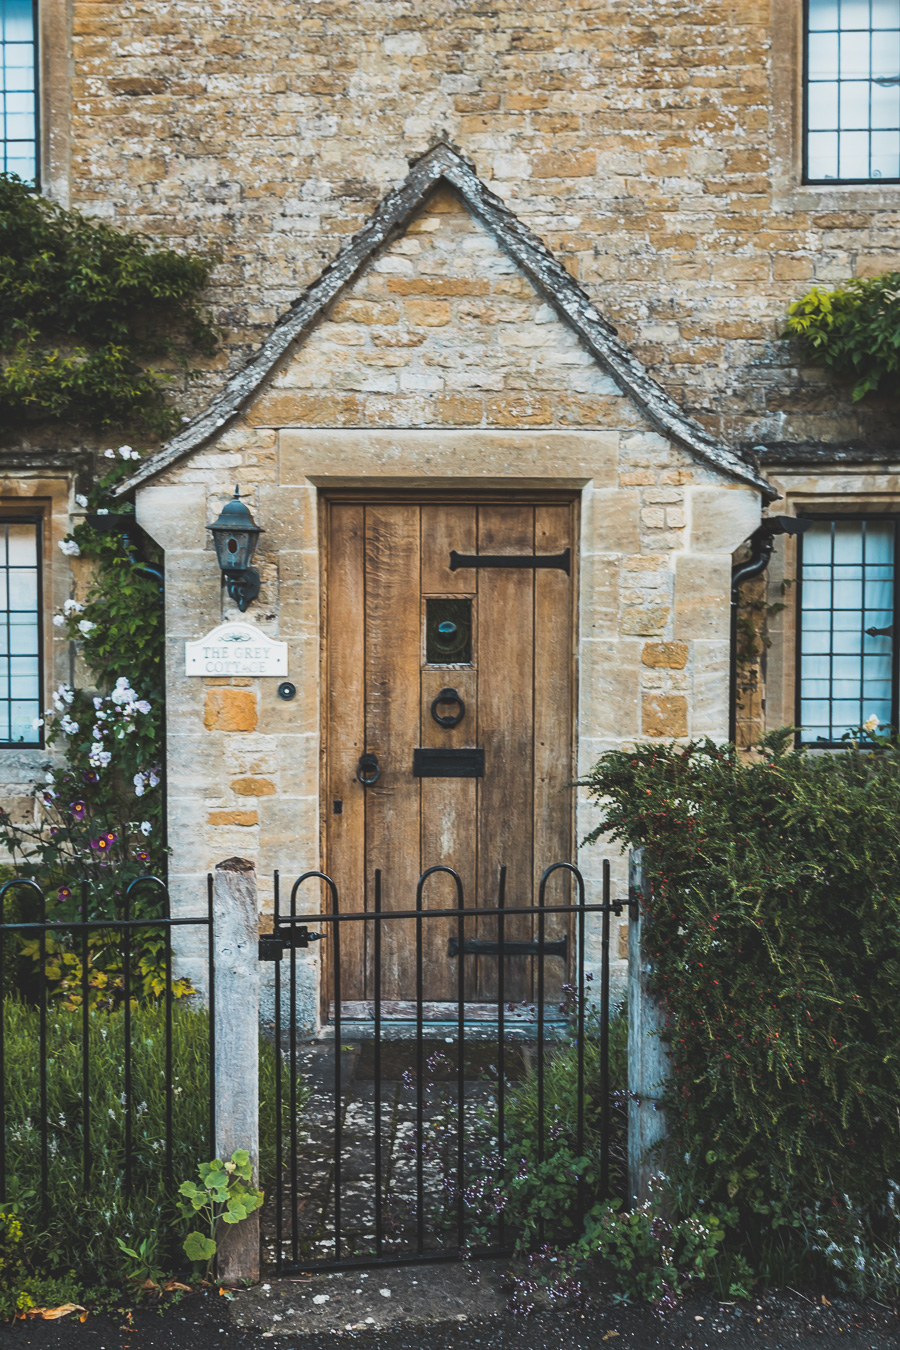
[806,0,900,182]
[798,518,896,744]
[1,0,37,181]
[0,518,42,748]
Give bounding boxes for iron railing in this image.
[0,875,215,1223]
[266,858,632,1274]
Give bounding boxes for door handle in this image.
[431,686,466,728]
[356,752,380,786]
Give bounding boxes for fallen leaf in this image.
[79,1312,89,1324]
[141,1278,159,1291]
[602,1333,620,1341]
[163,1280,192,1293]
[25,1304,85,1321]
[821,1296,832,1306]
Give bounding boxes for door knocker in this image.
[356,752,381,786]
[431,687,466,728]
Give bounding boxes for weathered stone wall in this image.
[52,0,899,458]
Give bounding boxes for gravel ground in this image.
[0,1281,897,1350]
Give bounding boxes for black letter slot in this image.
[412,747,485,778]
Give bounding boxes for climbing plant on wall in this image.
[783,272,900,402]
[0,451,177,1000]
[0,175,219,972]
[0,172,217,437]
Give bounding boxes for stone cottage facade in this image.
[3,0,900,1014]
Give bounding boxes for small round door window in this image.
[425,597,473,664]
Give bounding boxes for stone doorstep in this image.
[229,1260,509,1335]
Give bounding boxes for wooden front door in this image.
[324,495,576,1014]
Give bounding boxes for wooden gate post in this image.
[213,857,260,1283]
[627,848,671,1204]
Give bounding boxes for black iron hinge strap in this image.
[449,548,570,574]
[448,936,567,960]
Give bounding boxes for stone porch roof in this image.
[114,141,775,501]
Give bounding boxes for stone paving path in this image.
[261,1038,503,1268]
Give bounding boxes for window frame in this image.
[794,511,900,746]
[1,0,40,185]
[0,512,44,750]
[802,0,900,186]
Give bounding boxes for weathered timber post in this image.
[213,856,260,1283]
[627,848,671,1204]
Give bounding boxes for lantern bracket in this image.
[222,567,261,613]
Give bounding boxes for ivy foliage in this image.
[783,272,900,402]
[0,173,217,437]
[582,731,900,1297]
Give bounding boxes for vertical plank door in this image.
[324,496,575,1016]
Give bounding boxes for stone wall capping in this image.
[113,142,775,502]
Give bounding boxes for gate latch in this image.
[258,927,324,961]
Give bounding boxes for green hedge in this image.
[1,999,286,1289]
[582,733,900,1295]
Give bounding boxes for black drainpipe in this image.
[729,516,811,745]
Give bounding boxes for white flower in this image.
[130,449,141,460]
[148,768,161,788]
[134,699,151,715]
[863,713,880,733]
[59,716,79,736]
[63,599,84,616]
[103,449,116,459]
[75,494,88,508]
[96,508,108,515]
[90,749,112,768]
[93,696,104,710]
[111,681,134,705]
[118,445,133,459]
[92,725,103,740]
[140,820,152,836]
[133,774,145,798]
[58,539,81,557]
[31,717,44,730]
[52,614,66,627]
[78,620,96,636]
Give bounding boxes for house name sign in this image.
[185,622,288,677]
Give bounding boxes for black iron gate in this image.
[260,860,632,1274]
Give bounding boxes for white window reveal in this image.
[0,517,41,748]
[798,517,896,744]
[806,0,900,182]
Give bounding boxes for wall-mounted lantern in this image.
[207,486,264,612]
